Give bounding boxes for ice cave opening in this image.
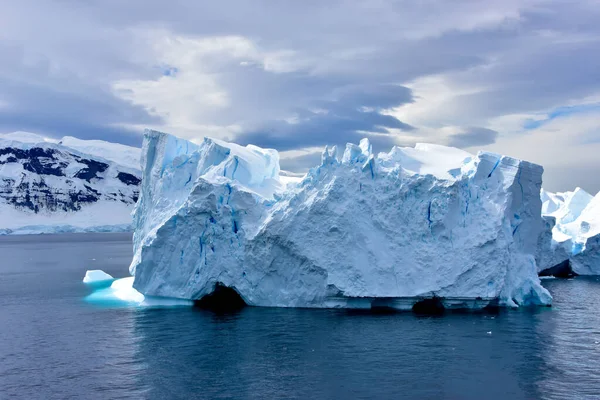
[539,259,578,279]
[195,283,247,312]
[411,297,446,315]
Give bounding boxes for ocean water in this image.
[1,234,599,400]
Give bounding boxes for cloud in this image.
[0,73,158,146]
[477,108,600,192]
[0,8,160,144]
[236,83,415,151]
[1,0,600,190]
[448,127,499,148]
[523,102,600,130]
[279,150,323,173]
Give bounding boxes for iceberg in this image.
[129,129,552,310]
[537,188,600,275]
[84,272,193,307]
[83,269,114,284]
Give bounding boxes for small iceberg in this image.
[83,269,115,288]
[84,270,192,308]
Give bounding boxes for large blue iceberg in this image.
[128,129,551,310]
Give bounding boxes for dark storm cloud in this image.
[0,76,160,145]
[237,84,414,151]
[448,127,499,149]
[0,15,160,144]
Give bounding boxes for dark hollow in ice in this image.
[195,283,246,312]
[370,298,398,314]
[412,297,445,315]
[539,259,578,279]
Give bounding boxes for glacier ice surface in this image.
[128,129,552,310]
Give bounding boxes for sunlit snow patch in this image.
[84,273,192,308]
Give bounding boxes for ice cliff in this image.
[537,188,600,275]
[0,132,141,234]
[129,129,551,310]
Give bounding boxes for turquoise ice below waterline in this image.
[84,274,193,308]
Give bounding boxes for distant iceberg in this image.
[537,188,600,275]
[126,129,551,310]
[1,224,133,236]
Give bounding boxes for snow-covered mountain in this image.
[0,132,141,234]
[127,129,551,310]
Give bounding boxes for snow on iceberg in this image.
[537,188,600,275]
[129,129,552,310]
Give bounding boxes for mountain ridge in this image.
[0,132,141,234]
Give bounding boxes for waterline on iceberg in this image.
[84,273,193,308]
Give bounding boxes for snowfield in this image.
[128,129,552,310]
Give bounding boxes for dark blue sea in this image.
[1,233,599,399]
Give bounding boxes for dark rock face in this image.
[0,177,101,213]
[117,172,141,186]
[74,158,109,182]
[539,259,577,278]
[0,145,140,214]
[1,147,67,176]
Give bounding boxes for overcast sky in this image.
[1,0,600,192]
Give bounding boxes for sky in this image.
[1,0,600,192]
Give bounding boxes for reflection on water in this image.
[0,233,599,399]
[535,278,600,399]
[131,307,552,400]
